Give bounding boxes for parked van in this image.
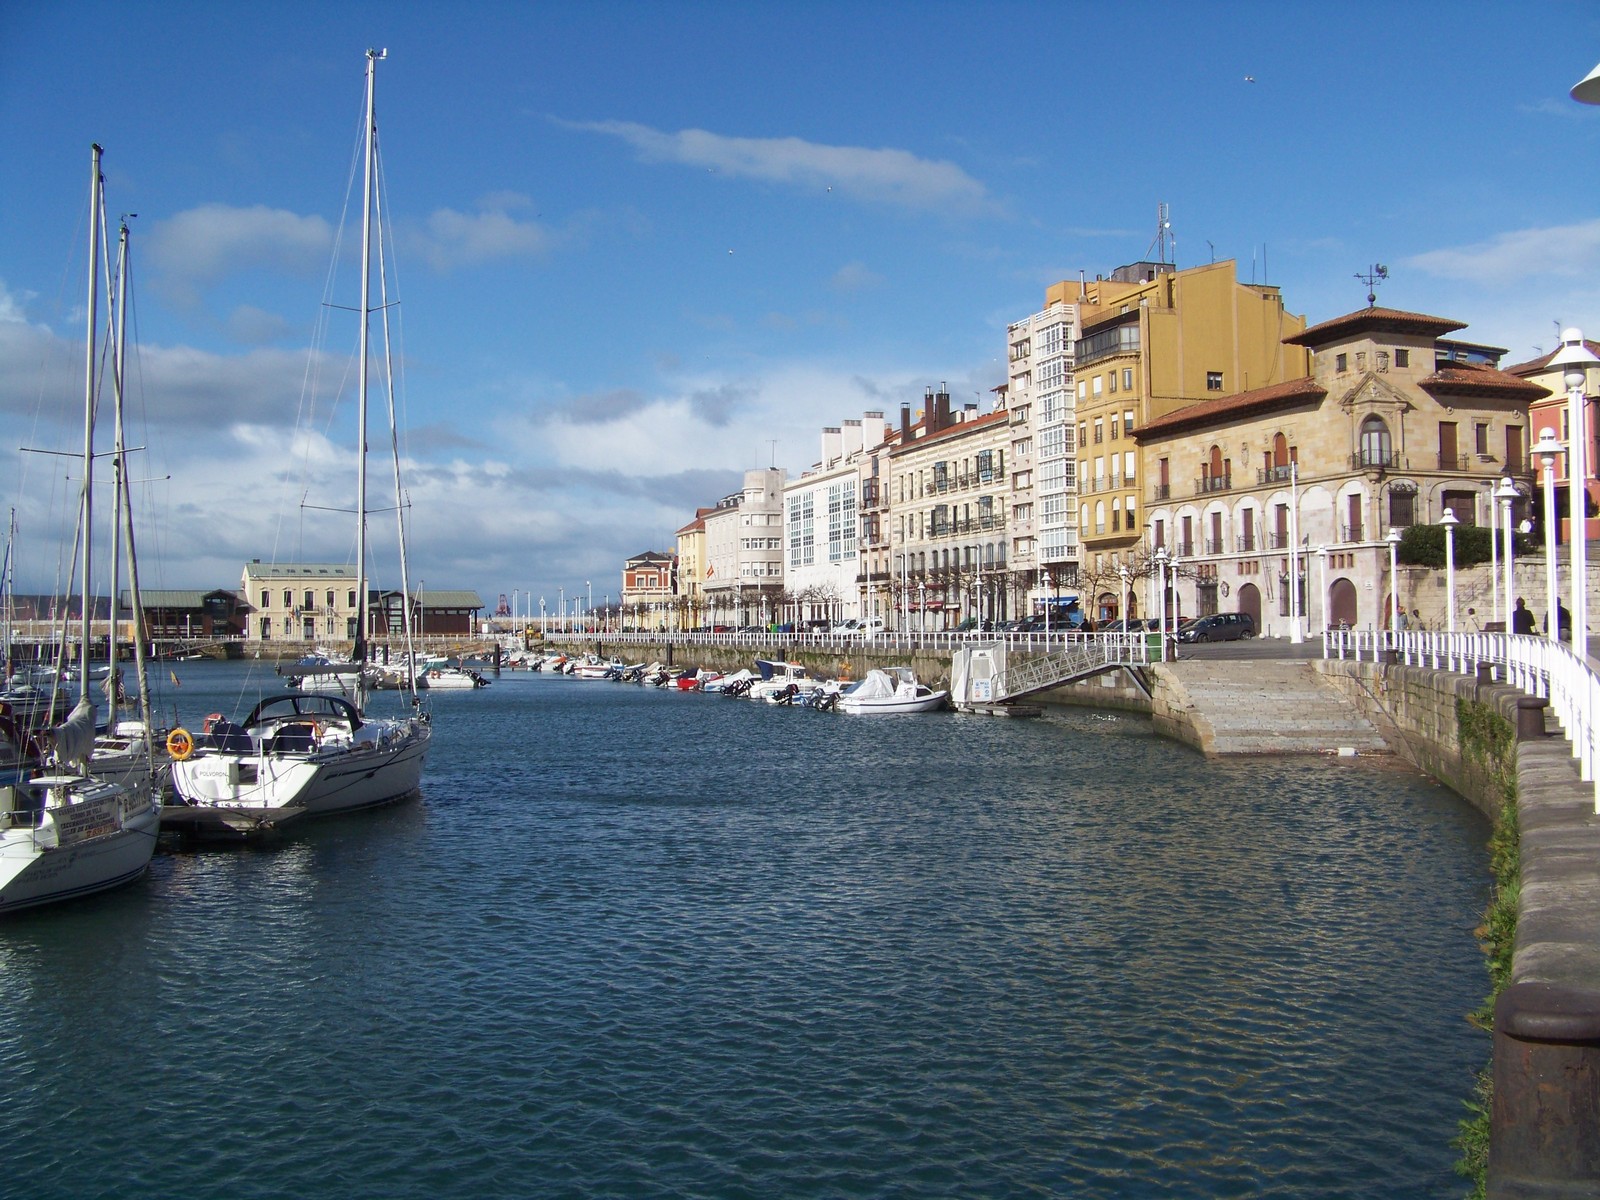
[856,618,888,639]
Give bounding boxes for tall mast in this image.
[353,48,384,668]
[79,145,104,699]
[107,220,128,722]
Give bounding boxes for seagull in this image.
[1244,75,1255,83]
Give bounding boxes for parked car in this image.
[1175,612,1256,643]
[1100,618,1151,634]
[829,619,860,634]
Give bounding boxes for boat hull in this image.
[0,806,159,914]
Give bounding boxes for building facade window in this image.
[1206,371,1224,391]
[1358,416,1392,468]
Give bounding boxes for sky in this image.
[5,1,1600,620]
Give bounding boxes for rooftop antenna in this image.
[766,439,778,468]
[1356,263,1388,307]
[1144,202,1173,265]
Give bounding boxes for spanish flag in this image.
[169,670,181,688]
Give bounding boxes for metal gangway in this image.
[951,632,1156,708]
[1324,627,1600,809]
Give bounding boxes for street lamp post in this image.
[540,595,546,637]
[1119,565,1130,627]
[1288,461,1303,644]
[1316,546,1328,634]
[1498,476,1518,634]
[1538,427,1562,640]
[586,580,592,633]
[1550,328,1596,655]
[1154,547,1170,660]
[559,586,565,635]
[1441,509,1459,632]
[1386,527,1402,638]
[1042,571,1051,636]
[1489,483,1501,630]
[917,581,925,635]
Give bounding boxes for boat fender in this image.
[167,728,195,760]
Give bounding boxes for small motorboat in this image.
[836,667,947,715]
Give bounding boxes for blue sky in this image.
[5,1,1600,617]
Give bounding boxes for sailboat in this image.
[0,144,161,914]
[165,50,431,837]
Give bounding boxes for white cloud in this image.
[146,204,333,302]
[830,261,884,292]
[1404,218,1600,283]
[561,119,993,215]
[408,193,552,270]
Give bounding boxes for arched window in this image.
[1359,416,1392,468]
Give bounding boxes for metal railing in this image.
[1322,627,1600,808]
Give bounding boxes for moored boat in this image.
[836,667,948,715]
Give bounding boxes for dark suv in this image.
[1175,612,1256,643]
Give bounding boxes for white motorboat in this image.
[166,52,430,837]
[571,655,622,680]
[836,667,948,714]
[420,664,488,690]
[2,153,160,912]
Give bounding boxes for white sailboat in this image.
[166,50,431,837]
[0,145,161,914]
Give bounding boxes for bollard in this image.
[1489,982,1600,1197]
[1515,696,1549,741]
[1478,662,1497,685]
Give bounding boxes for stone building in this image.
[701,467,786,627]
[1136,306,1547,633]
[1507,332,1600,546]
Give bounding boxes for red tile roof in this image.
[1505,340,1600,377]
[1419,359,1550,403]
[1284,306,1466,347]
[1132,377,1327,441]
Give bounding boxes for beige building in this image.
[702,467,786,627]
[242,561,361,643]
[888,386,1012,630]
[1071,260,1311,586]
[674,510,711,628]
[1136,306,1547,633]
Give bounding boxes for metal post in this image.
[1490,484,1501,629]
[1441,510,1458,633]
[1538,428,1562,642]
[1288,461,1303,643]
[1500,477,1518,637]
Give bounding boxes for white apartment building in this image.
[782,413,887,624]
[702,467,786,627]
[1007,300,1079,613]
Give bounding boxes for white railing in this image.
[543,628,1165,661]
[1323,627,1600,808]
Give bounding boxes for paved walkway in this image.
[1158,659,1389,755]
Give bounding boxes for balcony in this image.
[1257,464,1296,485]
[1234,535,1257,553]
[1196,473,1232,495]
[1340,523,1364,542]
[1152,482,1171,501]
[1437,452,1467,471]
[1174,541,1194,557]
[1203,538,1225,555]
[1266,533,1291,549]
[1349,451,1406,472]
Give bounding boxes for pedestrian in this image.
[1512,597,1536,636]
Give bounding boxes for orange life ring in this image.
[166,728,194,761]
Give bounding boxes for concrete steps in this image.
[1161,659,1390,756]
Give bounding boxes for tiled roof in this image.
[1419,359,1551,402]
[416,590,483,608]
[1505,340,1600,377]
[242,561,355,580]
[1283,306,1467,347]
[1133,377,1327,441]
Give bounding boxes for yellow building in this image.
[1065,260,1311,579]
[673,510,712,628]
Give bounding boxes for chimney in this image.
[934,383,952,431]
[900,402,912,441]
[840,419,863,460]
[820,426,842,466]
[863,411,886,450]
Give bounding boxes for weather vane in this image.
[1356,263,1388,307]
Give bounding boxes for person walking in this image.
[1512,597,1537,636]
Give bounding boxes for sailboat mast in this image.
[79,145,104,699]
[107,220,128,722]
[353,48,384,666]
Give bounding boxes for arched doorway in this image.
[1329,577,1358,628]
[1237,582,1261,627]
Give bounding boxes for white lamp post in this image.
[586,580,592,632]
[1498,476,1518,634]
[1288,461,1303,644]
[1043,570,1052,636]
[1386,527,1402,637]
[1154,546,1170,658]
[1316,545,1328,634]
[1537,427,1562,640]
[1441,509,1458,632]
[917,581,925,634]
[558,586,565,635]
[1488,484,1501,630]
[1550,329,1596,656]
[1119,565,1130,628]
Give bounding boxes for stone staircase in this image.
[1156,660,1391,756]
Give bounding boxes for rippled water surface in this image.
[1,662,1490,1198]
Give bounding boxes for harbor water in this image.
[1,661,1490,1198]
